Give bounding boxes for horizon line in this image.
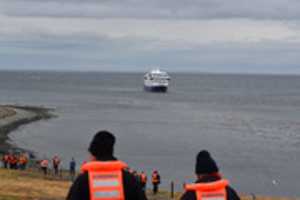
[1,68,300,77]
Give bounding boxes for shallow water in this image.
[1,71,300,196]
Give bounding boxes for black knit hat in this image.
[195,150,219,174]
[88,130,116,159]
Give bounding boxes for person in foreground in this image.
[66,130,147,200]
[180,150,240,200]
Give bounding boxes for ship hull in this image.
[144,85,168,92]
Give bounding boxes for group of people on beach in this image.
[35,155,77,180]
[1,152,29,170]
[1,152,77,179]
[67,130,240,200]
[39,155,62,176]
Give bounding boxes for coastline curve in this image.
[0,105,55,154]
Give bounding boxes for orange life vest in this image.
[9,156,18,164]
[19,156,27,164]
[185,180,229,200]
[152,173,159,184]
[140,173,147,184]
[81,161,128,200]
[53,157,61,165]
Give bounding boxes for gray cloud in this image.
[1,34,300,74]
[2,0,300,20]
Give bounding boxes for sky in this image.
[1,0,300,73]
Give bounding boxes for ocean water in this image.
[0,71,300,197]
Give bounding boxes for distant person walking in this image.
[1,152,9,168]
[132,170,140,181]
[40,159,49,176]
[66,130,147,200]
[52,155,61,176]
[69,157,76,181]
[151,170,161,194]
[180,150,240,200]
[140,171,148,191]
[18,153,28,170]
[9,154,18,169]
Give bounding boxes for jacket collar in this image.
[96,155,117,161]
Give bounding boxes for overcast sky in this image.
[1,0,300,73]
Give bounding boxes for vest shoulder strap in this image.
[185,180,229,200]
[185,179,229,191]
[81,161,127,172]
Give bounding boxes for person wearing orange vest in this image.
[52,155,61,176]
[151,170,161,194]
[140,171,148,191]
[7,153,13,169]
[9,154,18,169]
[66,130,147,200]
[180,150,240,200]
[18,154,28,170]
[40,159,49,176]
[2,152,9,169]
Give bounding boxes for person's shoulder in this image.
[121,170,147,200]
[122,169,143,189]
[180,191,196,200]
[66,172,89,200]
[226,185,240,200]
[74,172,89,184]
[122,170,138,181]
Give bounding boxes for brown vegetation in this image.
[0,168,71,200]
[0,107,16,119]
[0,168,299,200]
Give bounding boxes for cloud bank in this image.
[2,0,300,20]
[1,0,300,73]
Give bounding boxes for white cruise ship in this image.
[144,69,170,92]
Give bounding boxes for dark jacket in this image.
[66,156,147,200]
[180,174,240,200]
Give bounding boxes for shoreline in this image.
[0,105,55,154]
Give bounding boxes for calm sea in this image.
[0,71,300,196]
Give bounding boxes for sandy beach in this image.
[0,105,54,153]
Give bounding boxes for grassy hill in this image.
[0,168,299,200]
[0,168,70,200]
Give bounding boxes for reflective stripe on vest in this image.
[81,161,128,200]
[185,180,229,200]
